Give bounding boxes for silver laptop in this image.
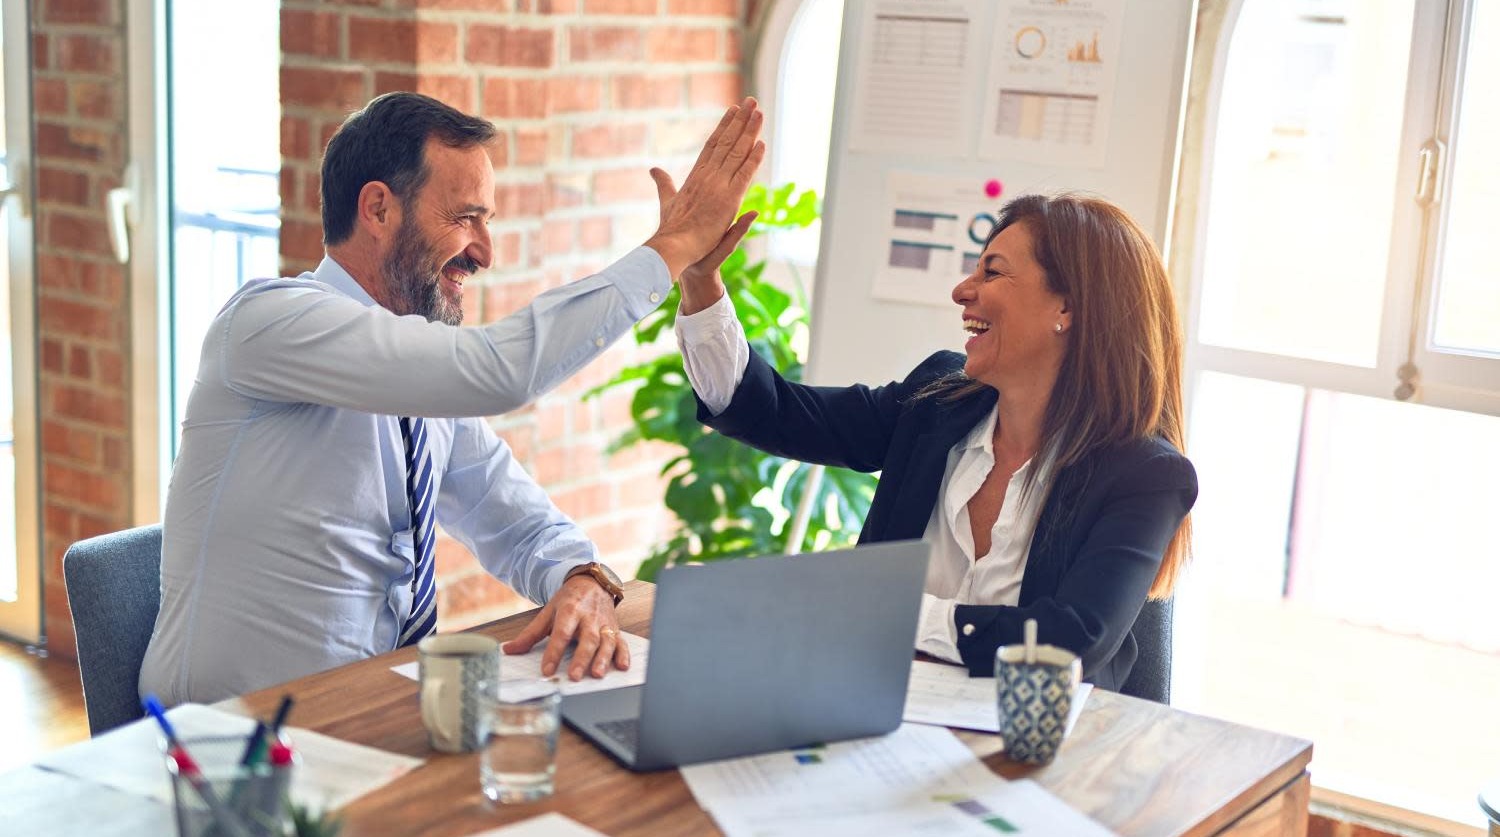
[562,540,931,771]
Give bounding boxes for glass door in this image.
[0,0,42,644]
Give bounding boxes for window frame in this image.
[1176,0,1496,417]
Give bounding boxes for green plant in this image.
[589,183,878,580]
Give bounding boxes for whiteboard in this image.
[806,0,1195,387]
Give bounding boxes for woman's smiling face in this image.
[950,220,1071,390]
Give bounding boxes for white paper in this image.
[391,631,650,697]
[34,703,421,813]
[846,0,987,156]
[681,724,1111,836]
[904,660,1093,739]
[978,0,1126,167]
[872,171,1002,307]
[466,812,608,837]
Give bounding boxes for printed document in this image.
[681,723,1112,835]
[905,659,1093,738]
[391,631,649,697]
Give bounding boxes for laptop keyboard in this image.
[595,718,640,754]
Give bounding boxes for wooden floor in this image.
[0,640,89,774]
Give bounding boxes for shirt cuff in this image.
[675,293,748,417]
[544,558,596,602]
[609,246,674,320]
[915,593,962,664]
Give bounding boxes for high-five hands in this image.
[644,97,765,281]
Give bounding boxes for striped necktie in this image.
[397,416,438,647]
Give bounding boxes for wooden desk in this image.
[222,581,1313,837]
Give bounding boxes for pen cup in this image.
[163,734,291,837]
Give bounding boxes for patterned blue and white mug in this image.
[995,642,1082,765]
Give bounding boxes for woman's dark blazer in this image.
[697,348,1198,691]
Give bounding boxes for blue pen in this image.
[142,695,254,837]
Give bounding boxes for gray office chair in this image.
[1119,597,1173,704]
[62,523,163,736]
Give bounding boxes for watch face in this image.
[596,563,623,586]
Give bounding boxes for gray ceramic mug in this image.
[418,634,500,753]
[995,642,1082,765]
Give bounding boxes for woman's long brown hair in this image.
[925,193,1191,598]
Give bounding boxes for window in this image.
[753,0,844,268]
[1175,0,1500,827]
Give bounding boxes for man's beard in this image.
[381,219,477,326]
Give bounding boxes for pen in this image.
[237,720,268,768]
[142,695,253,837]
[269,694,295,736]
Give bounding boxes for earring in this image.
[1054,323,1063,333]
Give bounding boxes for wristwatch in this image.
[567,561,624,606]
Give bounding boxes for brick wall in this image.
[31,0,133,655]
[278,0,745,630]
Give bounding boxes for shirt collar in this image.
[312,256,381,309]
[957,404,1055,483]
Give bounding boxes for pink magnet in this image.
[984,179,1003,199]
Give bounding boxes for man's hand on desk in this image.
[501,575,630,681]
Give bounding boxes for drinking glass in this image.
[478,678,561,803]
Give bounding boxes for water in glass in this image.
[480,680,560,804]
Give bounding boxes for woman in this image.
[674,193,1196,692]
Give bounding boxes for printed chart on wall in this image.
[846,0,988,156]
[980,0,1125,168]
[874,171,1002,308]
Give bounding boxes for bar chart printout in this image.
[979,0,1126,167]
[848,0,988,156]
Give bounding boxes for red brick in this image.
[41,338,64,374]
[584,0,657,13]
[528,0,580,12]
[280,218,326,264]
[280,66,369,112]
[592,167,655,205]
[42,420,99,465]
[34,34,50,70]
[45,462,123,512]
[48,381,127,428]
[514,128,550,166]
[495,181,546,218]
[493,231,526,270]
[57,34,117,74]
[349,16,457,64]
[94,348,124,387]
[569,26,644,62]
[36,122,109,163]
[553,482,611,520]
[101,436,126,471]
[542,218,576,257]
[420,0,517,10]
[611,74,682,110]
[668,0,736,14]
[71,79,116,121]
[482,77,549,120]
[645,27,718,62]
[546,172,590,210]
[725,28,742,63]
[45,0,113,25]
[689,71,740,106]
[67,345,91,378]
[572,123,648,159]
[466,25,554,68]
[45,505,76,539]
[579,216,612,250]
[38,167,90,207]
[281,116,311,160]
[34,77,68,115]
[548,75,603,113]
[282,9,342,59]
[417,74,476,111]
[44,213,113,258]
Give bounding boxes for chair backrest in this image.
[62,524,163,736]
[1119,597,1173,704]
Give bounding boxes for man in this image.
[140,92,763,704]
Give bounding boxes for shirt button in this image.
[594,337,605,347]
[648,291,661,303]
[962,624,975,636]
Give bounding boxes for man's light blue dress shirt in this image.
[140,247,670,705]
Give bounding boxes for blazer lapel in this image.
[873,391,997,542]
